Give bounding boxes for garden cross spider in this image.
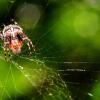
[0,23,35,60]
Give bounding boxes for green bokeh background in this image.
[0,0,100,100]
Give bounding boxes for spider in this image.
[0,23,35,60]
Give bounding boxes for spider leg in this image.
[29,41,35,52]
[0,32,3,40]
[7,48,12,61]
[22,37,32,55]
[3,41,11,61]
[27,41,32,55]
[22,35,35,55]
[3,47,7,60]
[27,40,36,55]
[4,46,12,61]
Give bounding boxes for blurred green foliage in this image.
[0,0,100,100]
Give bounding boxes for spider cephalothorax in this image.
[0,23,35,59]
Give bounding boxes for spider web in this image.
[0,21,99,100]
[0,1,100,98]
[20,21,100,100]
[0,41,72,100]
[0,0,99,100]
